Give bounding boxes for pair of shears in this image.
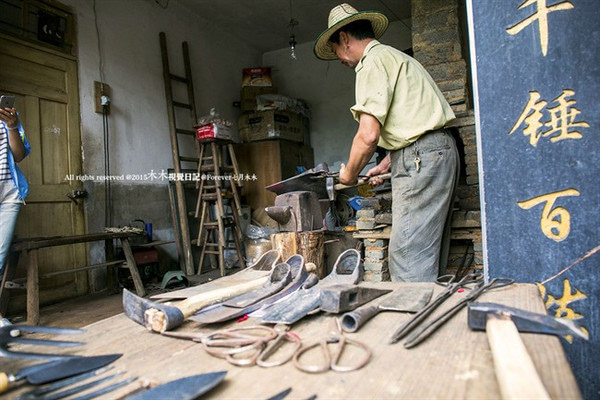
[229,324,302,368]
[163,324,301,368]
[292,318,371,373]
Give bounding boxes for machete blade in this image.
[124,371,227,400]
[26,354,122,385]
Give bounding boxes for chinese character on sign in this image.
[537,279,588,342]
[509,90,589,146]
[517,188,580,241]
[506,0,574,56]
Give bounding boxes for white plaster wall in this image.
[59,0,262,273]
[52,0,410,285]
[263,21,412,171]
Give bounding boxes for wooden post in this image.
[26,249,39,325]
[271,231,325,278]
[120,238,146,297]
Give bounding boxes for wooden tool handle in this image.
[0,373,8,393]
[486,314,551,400]
[177,276,268,317]
[333,173,391,191]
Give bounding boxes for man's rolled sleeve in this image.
[350,59,393,127]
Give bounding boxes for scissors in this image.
[389,272,484,345]
[163,325,301,368]
[223,324,302,368]
[292,318,371,373]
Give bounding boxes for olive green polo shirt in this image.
[350,40,455,150]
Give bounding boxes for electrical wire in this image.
[92,0,106,84]
[93,0,111,227]
[102,104,111,228]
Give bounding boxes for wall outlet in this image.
[94,81,110,114]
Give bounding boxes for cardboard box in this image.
[241,67,272,87]
[194,123,239,143]
[238,110,309,144]
[240,86,278,113]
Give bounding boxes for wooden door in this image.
[0,35,87,310]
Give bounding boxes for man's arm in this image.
[339,113,381,185]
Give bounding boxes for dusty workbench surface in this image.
[3,282,581,399]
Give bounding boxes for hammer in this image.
[468,302,588,400]
[331,173,392,192]
[123,250,282,332]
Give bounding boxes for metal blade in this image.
[9,337,84,347]
[266,387,292,400]
[33,372,125,400]
[190,260,312,324]
[69,376,138,400]
[222,263,291,308]
[12,326,84,335]
[320,285,392,313]
[378,286,434,312]
[15,360,69,381]
[17,366,114,398]
[468,302,589,340]
[260,287,322,325]
[26,354,122,385]
[0,325,85,360]
[124,371,227,400]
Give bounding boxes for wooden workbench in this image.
[3,283,582,399]
[1,232,147,325]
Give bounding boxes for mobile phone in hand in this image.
[0,95,16,109]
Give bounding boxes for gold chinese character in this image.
[506,0,574,56]
[517,188,580,241]
[509,90,588,146]
[510,91,547,146]
[537,279,588,343]
[544,90,589,142]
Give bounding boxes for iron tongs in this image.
[389,273,483,345]
[397,276,514,348]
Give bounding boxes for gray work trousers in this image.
[389,129,460,282]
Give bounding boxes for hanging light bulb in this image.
[288,0,298,60]
[289,32,297,60]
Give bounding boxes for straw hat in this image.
[314,3,389,60]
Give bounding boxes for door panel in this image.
[0,35,86,309]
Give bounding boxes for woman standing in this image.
[0,101,30,278]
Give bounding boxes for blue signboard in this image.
[466,1,599,397]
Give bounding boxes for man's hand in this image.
[366,154,391,186]
[338,163,358,186]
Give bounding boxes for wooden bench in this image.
[0,232,146,325]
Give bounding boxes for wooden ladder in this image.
[195,140,246,276]
[159,32,199,275]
